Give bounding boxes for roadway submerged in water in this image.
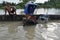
[0,21,60,40]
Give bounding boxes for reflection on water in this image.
[23,26,35,40]
[8,23,18,33]
[0,21,60,40]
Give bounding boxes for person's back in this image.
[24,1,37,15]
[28,4,37,15]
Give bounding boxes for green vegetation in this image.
[42,0,60,8]
[0,0,60,9]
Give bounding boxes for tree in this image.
[11,3,16,6]
[2,1,6,6]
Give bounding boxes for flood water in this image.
[0,8,60,40]
[0,8,60,15]
[0,21,60,40]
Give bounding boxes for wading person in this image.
[24,1,37,23]
[5,3,16,20]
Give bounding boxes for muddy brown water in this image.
[0,21,60,40]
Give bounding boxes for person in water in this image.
[5,3,16,20]
[24,1,37,23]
